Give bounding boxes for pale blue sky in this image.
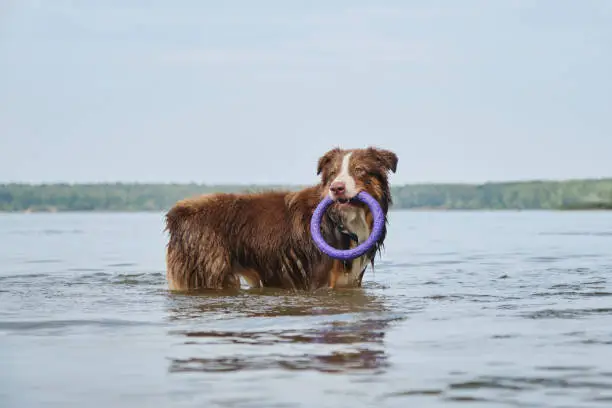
[1,0,610,185]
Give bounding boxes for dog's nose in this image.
[330,181,346,195]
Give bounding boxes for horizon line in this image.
[2,176,612,187]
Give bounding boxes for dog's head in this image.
[316,147,398,214]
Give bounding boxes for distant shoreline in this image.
[2,206,612,214]
[3,207,612,215]
[1,180,612,213]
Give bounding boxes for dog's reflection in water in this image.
[165,287,402,375]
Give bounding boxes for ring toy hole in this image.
[310,191,385,261]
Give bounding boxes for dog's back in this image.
[164,188,337,291]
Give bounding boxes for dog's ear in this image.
[316,147,342,175]
[368,147,398,173]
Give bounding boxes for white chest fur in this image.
[334,206,371,288]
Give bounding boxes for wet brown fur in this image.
[164,147,398,291]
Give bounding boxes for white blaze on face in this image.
[328,152,372,288]
[330,152,357,198]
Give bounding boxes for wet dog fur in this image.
[164,146,398,291]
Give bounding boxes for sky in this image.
[0,0,611,185]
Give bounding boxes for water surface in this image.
[2,211,612,407]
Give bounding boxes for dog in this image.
[164,146,398,291]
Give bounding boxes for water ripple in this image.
[524,308,612,319]
[170,348,389,374]
[449,375,612,391]
[0,318,159,332]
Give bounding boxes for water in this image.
[2,211,612,407]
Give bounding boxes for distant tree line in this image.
[1,179,612,212]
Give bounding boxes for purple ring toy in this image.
[310,191,385,261]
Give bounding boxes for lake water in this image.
[2,211,612,407]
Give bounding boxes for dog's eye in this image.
[354,167,367,176]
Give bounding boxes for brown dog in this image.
[164,147,398,291]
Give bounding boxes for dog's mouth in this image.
[334,197,355,208]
